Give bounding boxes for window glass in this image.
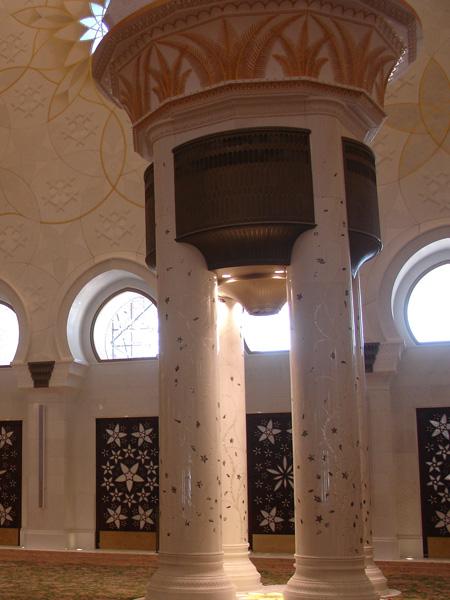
[243,303,290,353]
[406,263,450,343]
[80,1,110,53]
[92,290,159,360]
[0,303,19,365]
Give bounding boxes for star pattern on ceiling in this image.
[80,1,110,53]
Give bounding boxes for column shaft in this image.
[146,137,235,600]
[353,276,399,598]
[218,297,261,592]
[285,116,377,600]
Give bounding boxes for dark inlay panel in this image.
[0,420,22,540]
[96,418,159,542]
[144,164,156,270]
[417,407,450,557]
[247,413,294,540]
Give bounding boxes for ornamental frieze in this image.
[96,0,405,124]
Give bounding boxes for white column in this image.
[284,116,377,600]
[352,277,400,598]
[366,342,404,561]
[146,137,235,600]
[218,296,262,592]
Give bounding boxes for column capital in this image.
[94,0,420,154]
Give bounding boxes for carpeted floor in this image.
[0,550,449,599]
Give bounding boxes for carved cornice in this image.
[93,0,412,130]
[134,79,386,158]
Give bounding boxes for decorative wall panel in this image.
[247,413,294,541]
[96,417,159,544]
[417,407,450,557]
[0,421,22,543]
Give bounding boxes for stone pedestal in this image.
[218,297,262,592]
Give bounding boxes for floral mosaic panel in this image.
[96,418,159,536]
[416,408,450,556]
[247,413,294,538]
[0,420,22,531]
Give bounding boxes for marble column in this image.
[146,137,235,600]
[218,297,262,592]
[352,277,400,598]
[284,116,378,600]
[366,342,404,560]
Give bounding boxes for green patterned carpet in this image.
[0,559,448,599]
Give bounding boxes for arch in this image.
[367,222,450,345]
[54,257,157,363]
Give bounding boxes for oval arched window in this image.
[92,290,159,360]
[243,303,290,353]
[0,302,19,365]
[406,262,450,344]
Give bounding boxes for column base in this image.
[284,555,379,600]
[20,528,95,551]
[365,545,401,598]
[223,544,262,592]
[146,552,236,600]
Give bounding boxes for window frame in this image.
[90,287,159,362]
[404,259,450,346]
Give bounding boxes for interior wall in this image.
[0,0,448,557]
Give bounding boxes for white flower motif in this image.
[438,488,450,503]
[259,507,284,532]
[0,427,14,450]
[115,462,144,492]
[136,489,149,503]
[109,489,123,503]
[80,1,110,53]
[257,420,281,445]
[427,473,444,491]
[101,462,114,477]
[132,505,154,530]
[123,444,136,459]
[145,478,159,493]
[426,456,443,472]
[0,504,13,526]
[146,461,158,477]
[132,423,153,447]
[106,506,127,529]
[101,476,114,491]
[430,414,450,440]
[138,449,150,464]
[435,510,450,534]
[267,456,294,491]
[123,493,137,509]
[106,424,127,447]
[436,443,450,461]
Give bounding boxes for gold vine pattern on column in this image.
[115,11,400,122]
